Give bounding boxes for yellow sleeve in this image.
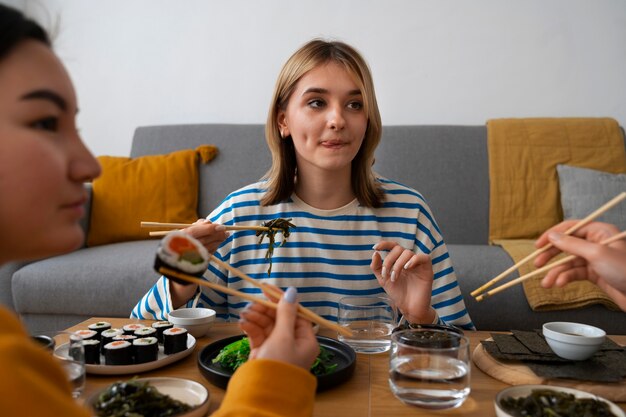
[0,308,90,417]
[213,358,317,417]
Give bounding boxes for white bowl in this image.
[88,377,210,417]
[542,322,605,361]
[494,384,625,417]
[168,308,216,338]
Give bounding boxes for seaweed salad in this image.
[255,217,295,276]
[500,389,617,417]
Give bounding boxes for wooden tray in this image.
[472,341,626,402]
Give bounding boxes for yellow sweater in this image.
[0,307,316,417]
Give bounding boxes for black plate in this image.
[197,334,356,391]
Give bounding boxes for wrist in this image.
[402,307,437,325]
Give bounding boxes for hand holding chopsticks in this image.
[473,192,626,301]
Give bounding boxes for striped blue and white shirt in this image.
[132,177,475,330]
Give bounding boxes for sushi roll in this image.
[113,334,137,343]
[88,321,111,338]
[163,327,188,355]
[103,340,133,365]
[83,339,101,365]
[74,329,97,341]
[134,327,157,338]
[154,231,209,284]
[133,337,159,364]
[100,328,123,353]
[152,321,173,343]
[123,323,146,335]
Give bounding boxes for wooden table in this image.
[72,318,626,416]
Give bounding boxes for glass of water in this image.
[53,332,86,398]
[389,328,470,409]
[337,295,397,353]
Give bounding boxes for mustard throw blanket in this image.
[494,239,619,311]
[487,117,626,242]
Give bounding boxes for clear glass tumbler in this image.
[337,295,397,354]
[53,332,86,398]
[389,328,470,409]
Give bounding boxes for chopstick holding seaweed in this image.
[141,221,271,232]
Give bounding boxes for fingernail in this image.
[404,260,412,270]
[548,231,563,242]
[225,231,231,238]
[215,225,226,231]
[390,270,396,282]
[284,286,297,303]
[203,218,211,223]
[382,267,387,278]
[372,243,379,250]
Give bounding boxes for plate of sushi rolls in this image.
[55,321,196,375]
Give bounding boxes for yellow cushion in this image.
[87,145,218,247]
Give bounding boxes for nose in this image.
[69,135,101,183]
[327,103,346,131]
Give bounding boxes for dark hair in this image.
[0,4,50,61]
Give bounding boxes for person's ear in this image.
[277,111,290,138]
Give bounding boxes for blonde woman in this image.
[135,39,475,331]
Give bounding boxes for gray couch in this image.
[2,124,624,333]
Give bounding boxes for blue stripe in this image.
[441,309,469,323]
[432,294,464,309]
[231,241,375,255]
[434,267,454,280]
[417,222,437,247]
[160,279,170,318]
[142,286,158,319]
[432,252,449,265]
[432,280,458,296]
[415,239,431,254]
[232,256,370,269]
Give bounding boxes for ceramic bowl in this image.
[494,384,625,417]
[542,322,605,361]
[88,377,210,417]
[168,308,216,338]
[31,334,56,351]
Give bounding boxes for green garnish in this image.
[212,337,337,376]
[500,389,617,417]
[93,378,192,417]
[255,218,295,276]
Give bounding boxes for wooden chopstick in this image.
[158,265,353,338]
[471,192,626,298]
[476,229,626,301]
[206,255,353,337]
[141,221,270,233]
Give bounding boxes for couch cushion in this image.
[12,240,161,317]
[88,146,217,246]
[557,164,626,230]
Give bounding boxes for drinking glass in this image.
[53,332,86,398]
[337,295,397,353]
[389,328,470,409]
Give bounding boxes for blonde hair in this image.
[262,39,384,207]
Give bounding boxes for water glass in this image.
[389,328,470,409]
[53,332,86,398]
[337,295,397,353]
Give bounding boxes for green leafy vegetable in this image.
[93,378,192,417]
[255,218,296,276]
[500,389,617,417]
[212,337,337,376]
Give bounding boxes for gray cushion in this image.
[557,164,626,229]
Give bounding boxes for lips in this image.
[320,139,347,148]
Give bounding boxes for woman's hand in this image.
[534,220,626,311]
[239,287,319,370]
[370,241,435,324]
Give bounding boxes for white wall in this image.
[18,0,626,156]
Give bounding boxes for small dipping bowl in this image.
[31,334,55,352]
[542,322,605,361]
[168,308,216,338]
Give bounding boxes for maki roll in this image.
[88,321,111,338]
[83,339,101,365]
[104,340,133,365]
[123,323,146,335]
[163,327,188,355]
[134,327,157,338]
[74,329,97,341]
[100,329,123,353]
[152,321,173,343]
[133,337,159,364]
[113,334,137,344]
[154,231,209,284]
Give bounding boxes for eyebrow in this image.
[302,87,362,96]
[20,89,67,111]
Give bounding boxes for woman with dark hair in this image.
[0,5,318,416]
[135,39,475,331]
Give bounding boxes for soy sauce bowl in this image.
[31,334,55,351]
[542,322,605,361]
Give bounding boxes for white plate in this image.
[55,334,196,375]
[87,377,210,417]
[494,384,625,417]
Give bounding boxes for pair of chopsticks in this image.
[472,192,626,302]
[159,256,352,338]
[141,221,270,237]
